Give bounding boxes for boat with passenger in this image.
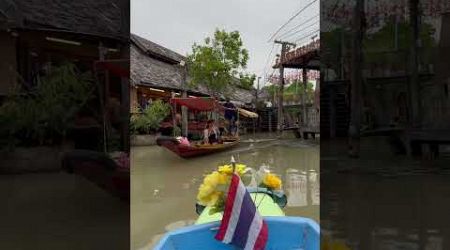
[154,158,320,249]
[157,97,241,158]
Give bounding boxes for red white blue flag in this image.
[215,173,268,250]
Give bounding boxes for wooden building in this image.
[130,33,208,113]
[272,40,320,137]
[130,33,255,112]
[0,0,130,151]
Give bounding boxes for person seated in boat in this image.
[223,98,237,136]
[203,120,221,145]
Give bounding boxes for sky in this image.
[131,0,319,88]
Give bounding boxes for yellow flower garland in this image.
[262,173,282,190]
[197,171,228,206]
[217,164,247,176]
[197,164,284,209]
[197,164,247,207]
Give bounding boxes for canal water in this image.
[0,172,129,250]
[321,137,450,250]
[131,136,319,250]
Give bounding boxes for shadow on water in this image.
[321,137,450,250]
[131,137,319,250]
[0,172,129,250]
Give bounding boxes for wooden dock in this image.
[284,126,320,139]
[361,127,450,158]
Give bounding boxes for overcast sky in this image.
[131,0,319,87]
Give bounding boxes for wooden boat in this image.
[157,97,245,157]
[156,136,239,158]
[61,150,129,201]
[220,135,240,142]
[195,187,287,225]
[155,188,319,250]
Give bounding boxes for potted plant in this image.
[0,62,94,173]
[130,100,171,145]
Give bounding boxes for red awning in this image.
[94,60,130,78]
[170,97,224,112]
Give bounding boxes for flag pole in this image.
[231,156,236,173]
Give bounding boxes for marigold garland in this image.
[196,164,283,214]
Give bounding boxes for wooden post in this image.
[172,91,177,137]
[104,61,110,151]
[180,62,188,137]
[278,45,286,135]
[302,68,308,128]
[98,42,108,153]
[408,0,420,127]
[348,0,364,157]
[256,77,262,133]
[269,108,272,133]
[256,76,260,108]
[330,87,336,138]
[120,0,130,152]
[182,90,188,137]
[121,62,130,152]
[340,30,345,79]
[274,40,296,135]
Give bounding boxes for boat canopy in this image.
[170,97,224,112]
[237,108,258,118]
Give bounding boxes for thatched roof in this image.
[131,34,199,94]
[1,0,128,40]
[130,33,255,103]
[224,85,255,105]
[131,33,184,64]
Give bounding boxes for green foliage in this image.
[0,62,94,148]
[364,20,436,66]
[187,29,251,95]
[130,100,171,134]
[321,20,437,74]
[264,84,278,97]
[262,81,315,103]
[238,73,256,90]
[321,28,349,74]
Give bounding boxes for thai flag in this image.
[215,173,268,250]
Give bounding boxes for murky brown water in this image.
[0,172,129,250]
[131,136,319,250]
[322,173,450,250]
[321,137,450,250]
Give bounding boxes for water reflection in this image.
[322,172,450,250]
[285,169,320,207]
[131,138,319,249]
[286,169,308,207]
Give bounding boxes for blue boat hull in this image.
[154,216,319,250]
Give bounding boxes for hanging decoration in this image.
[323,0,450,28]
[274,40,320,66]
[267,70,319,85]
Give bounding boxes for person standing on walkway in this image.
[223,98,237,136]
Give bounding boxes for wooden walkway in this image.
[361,126,450,158]
[284,125,320,139]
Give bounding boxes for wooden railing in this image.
[275,40,320,65]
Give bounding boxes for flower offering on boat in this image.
[262,173,282,190]
[196,164,283,214]
[217,163,246,175]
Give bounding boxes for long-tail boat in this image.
[156,97,240,158]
